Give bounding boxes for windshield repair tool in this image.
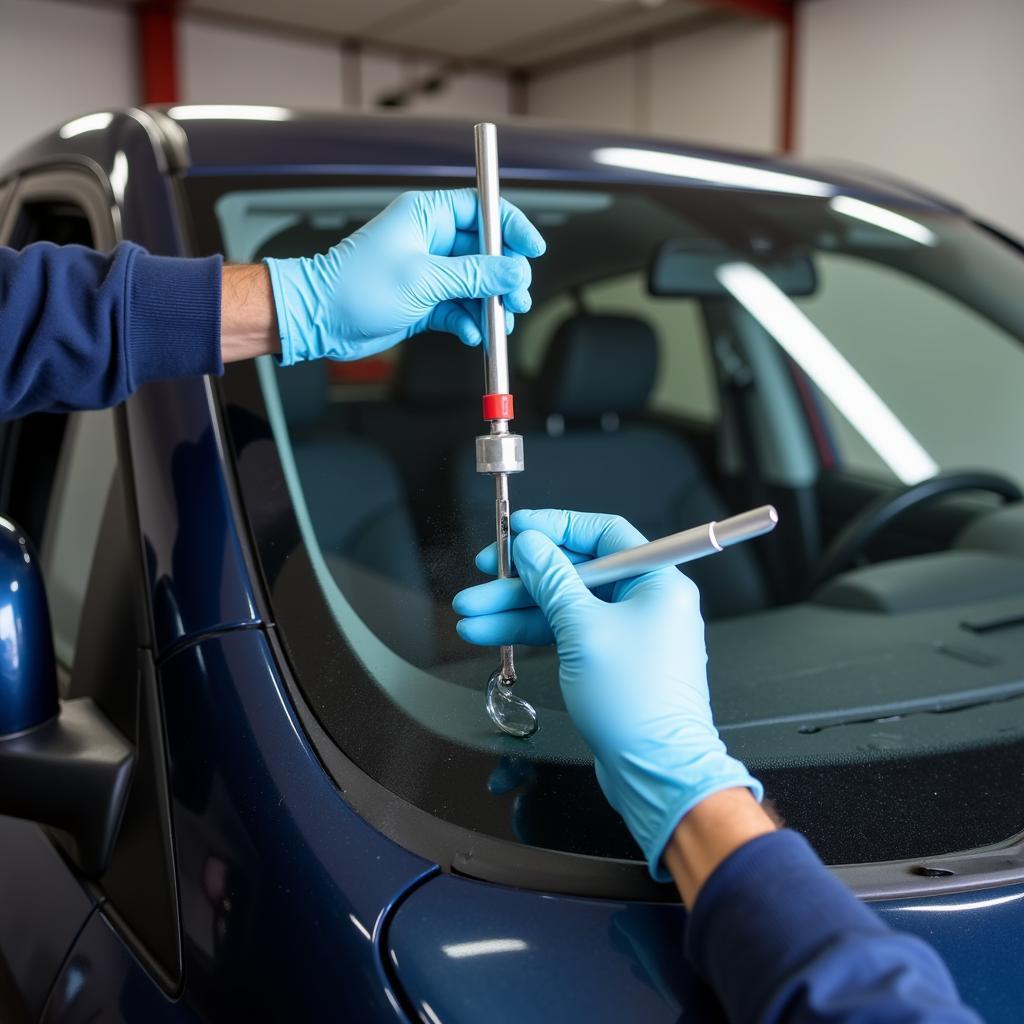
[483,506,779,614]
[474,122,536,739]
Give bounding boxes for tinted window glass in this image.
[41,410,118,672]
[10,200,94,248]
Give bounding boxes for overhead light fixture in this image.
[59,112,114,139]
[167,105,292,121]
[593,147,835,197]
[830,196,937,246]
[716,262,938,485]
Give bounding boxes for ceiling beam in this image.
[512,9,729,78]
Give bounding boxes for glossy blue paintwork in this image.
[0,518,58,734]
[0,108,959,218]
[388,874,702,1023]
[124,380,260,655]
[391,872,1024,1024]
[0,108,1019,1023]
[41,911,199,1023]
[157,628,431,1019]
[166,113,959,214]
[874,884,1024,1022]
[0,816,96,1018]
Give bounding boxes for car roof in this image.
[0,106,960,214]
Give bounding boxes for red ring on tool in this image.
[482,393,514,421]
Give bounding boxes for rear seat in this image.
[453,314,769,619]
[274,361,435,664]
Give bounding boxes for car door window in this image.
[0,178,118,680]
[41,410,118,671]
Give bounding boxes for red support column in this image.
[137,1,179,105]
[780,6,797,153]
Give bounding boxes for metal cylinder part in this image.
[474,122,510,397]
[464,505,780,613]
[577,523,721,590]
[475,433,525,475]
[712,504,779,548]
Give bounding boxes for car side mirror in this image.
[0,517,133,876]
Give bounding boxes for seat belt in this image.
[715,333,767,506]
[714,333,784,599]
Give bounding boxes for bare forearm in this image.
[220,265,281,364]
[663,788,777,908]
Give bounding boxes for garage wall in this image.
[179,17,345,110]
[179,16,510,114]
[0,0,511,169]
[525,18,784,152]
[797,0,1024,238]
[524,0,1024,238]
[0,0,136,162]
[3,0,1024,239]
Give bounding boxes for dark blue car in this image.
[1,107,1024,1022]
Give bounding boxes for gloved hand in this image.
[264,188,545,365]
[453,509,763,881]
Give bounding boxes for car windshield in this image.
[196,175,1024,870]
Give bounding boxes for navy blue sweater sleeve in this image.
[0,242,222,419]
[686,830,982,1023]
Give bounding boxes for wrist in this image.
[620,745,763,884]
[663,788,777,908]
[220,265,281,363]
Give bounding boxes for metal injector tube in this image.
[474,121,523,685]
[474,122,535,736]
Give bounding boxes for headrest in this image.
[275,360,329,431]
[395,331,480,408]
[538,315,657,418]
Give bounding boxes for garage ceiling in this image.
[81,0,726,70]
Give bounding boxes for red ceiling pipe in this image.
[702,0,791,18]
[137,1,180,105]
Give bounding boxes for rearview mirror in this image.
[649,238,817,297]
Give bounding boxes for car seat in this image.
[453,314,770,619]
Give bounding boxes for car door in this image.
[0,170,181,1018]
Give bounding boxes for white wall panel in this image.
[526,22,780,150]
[409,67,510,118]
[180,17,345,110]
[0,0,135,165]
[798,0,1024,237]
[526,51,637,131]
[649,20,781,151]
[359,50,407,109]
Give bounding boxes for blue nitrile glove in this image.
[264,188,545,365]
[453,509,763,881]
